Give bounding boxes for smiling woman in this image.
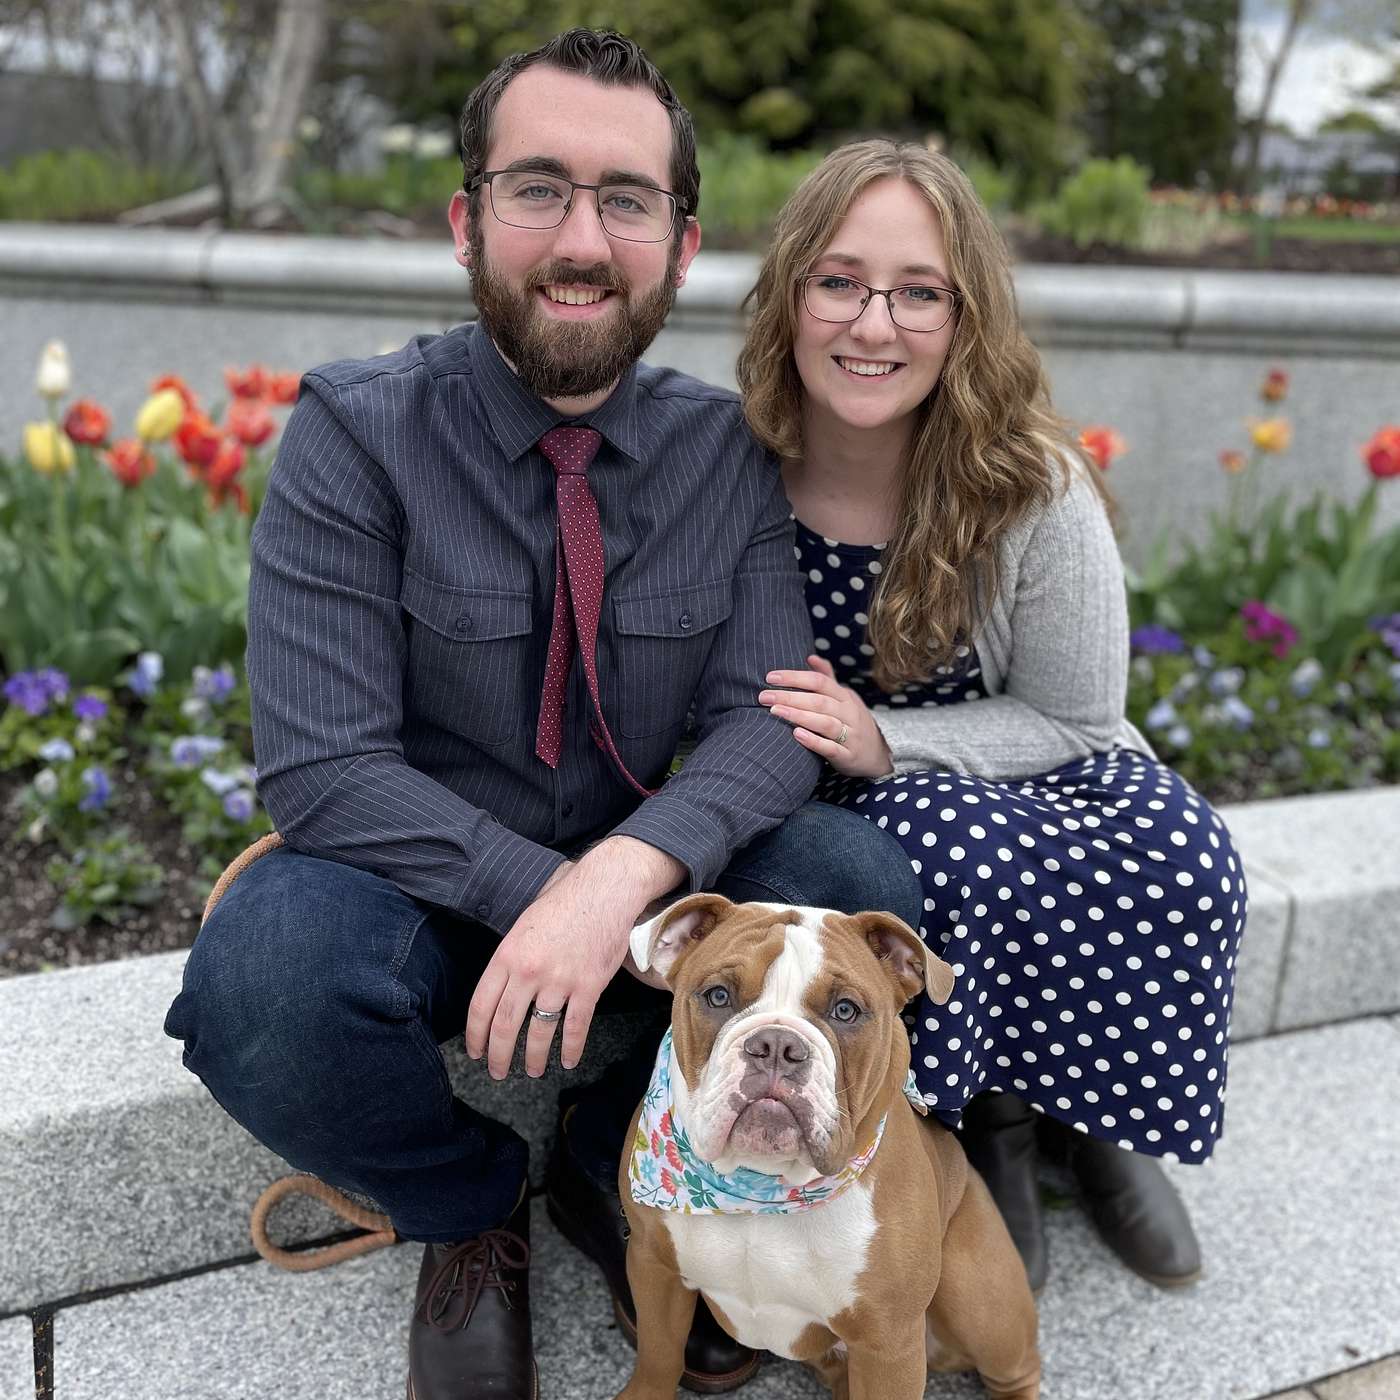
[738,138,1245,1297]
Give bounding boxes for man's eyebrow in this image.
[599,168,665,191]
[818,250,952,283]
[498,155,571,178]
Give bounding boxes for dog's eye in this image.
[702,986,731,1010]
[831,998,862,1023]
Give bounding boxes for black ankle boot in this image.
[959,1091,1047,1292]
[1042,1119,1202,1288]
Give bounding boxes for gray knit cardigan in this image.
[871,460,1154,781]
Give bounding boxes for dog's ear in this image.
[630,893,735,983]
[846,912,955,1006]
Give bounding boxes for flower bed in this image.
[1086,371,1400,803]
[1,352,1397,974]
[1,347,285,973]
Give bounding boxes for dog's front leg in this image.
[843,1335,927,1400]
[615,1242,697,1400]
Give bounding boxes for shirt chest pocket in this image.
[606,580,733,739]
[401,572,533,748]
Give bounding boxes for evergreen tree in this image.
[350,0,1099,189]
[1078,0,1240,189]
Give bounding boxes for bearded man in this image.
[164,28,920,1400]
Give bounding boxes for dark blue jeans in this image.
[164,801,920,1242]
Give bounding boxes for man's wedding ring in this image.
[531,1005,564,1022]
[836,722,849,746]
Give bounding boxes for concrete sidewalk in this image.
[8,1015,1397,1400]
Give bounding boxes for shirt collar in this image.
[467,321,642,465]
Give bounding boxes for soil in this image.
[0,760,207,980]
[1007,230,1400,276]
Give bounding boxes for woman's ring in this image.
[530,1005,565,1022]
[836,722,849,746]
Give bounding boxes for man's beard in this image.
[469,226,678,400]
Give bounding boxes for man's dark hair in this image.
[458,28,700,224]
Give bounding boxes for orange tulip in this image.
[225,364,269,400]
[1364,426,1400,480]
[105,438,156,488]
[225,399,276,447]
[268,371,301,404]
[1219,449,1246,474]
[1260,368,1289,403]
[149,374,200,412]
[173,411,223,470]
[1079,426,1126,471]
[62,398,111,445]
[1248,419,1292,454]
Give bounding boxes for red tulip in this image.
[225,364,269,400]
[207,439,248,511]
[268,371,302,404]
[226,400,276,447]
[173,411,223,470]
[1363,426,1400,480]
[105,438,156,488]
[1079,426,1126,471]
[1260,368,1289,403]
[62,398,112,445]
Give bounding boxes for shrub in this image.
[1033,156,1151,249]
[0,148,197,222]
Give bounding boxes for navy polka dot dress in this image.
[796,519,1245,1165]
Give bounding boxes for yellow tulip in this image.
[135,388,186,441]
[1248,418,1292,454]
[23,421,76,474]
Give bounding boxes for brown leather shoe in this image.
[959,1091,1048,1292]
[1044,1120,1202,1288]
[407,1194,537,1400]
[545,1107,760,1394]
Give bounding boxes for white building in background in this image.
[1242,129,1399,199]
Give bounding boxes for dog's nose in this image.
[743,1027,809,1066]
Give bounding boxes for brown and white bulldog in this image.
[616,893,1041,1400]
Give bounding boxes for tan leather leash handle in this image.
[203,832,400,1272]
[249,1174,398,1272]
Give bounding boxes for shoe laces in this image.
[418,1228,530,1332]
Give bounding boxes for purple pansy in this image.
[1130,624,1186,656]
[78,766,112,812]
[192,664,237,703]
[1371,613,1400,660]
[128,651,164,697]
[4,668,71,716]
[1241,600,1298,659]
[222,789,257,822]
[171,735,226,768]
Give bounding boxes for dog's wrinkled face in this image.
[631,895,954,1183]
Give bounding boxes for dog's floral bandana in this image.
[628,1028,927,1216]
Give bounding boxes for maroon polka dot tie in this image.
[535,426,658,798]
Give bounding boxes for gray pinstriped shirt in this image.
[247,323,820,934]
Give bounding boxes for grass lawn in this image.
[1226,215,1400,244]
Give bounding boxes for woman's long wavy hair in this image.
[737,139,1112,692]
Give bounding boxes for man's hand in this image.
[465,839,684,1079]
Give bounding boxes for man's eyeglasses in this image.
[467,170,685,244]
[799,273,960,333]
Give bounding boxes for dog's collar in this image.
[628,1028,925,1216]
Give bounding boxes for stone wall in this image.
[2,223,1397,563]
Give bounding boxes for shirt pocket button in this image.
[453,614,474,635]
[677,611,693,631]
